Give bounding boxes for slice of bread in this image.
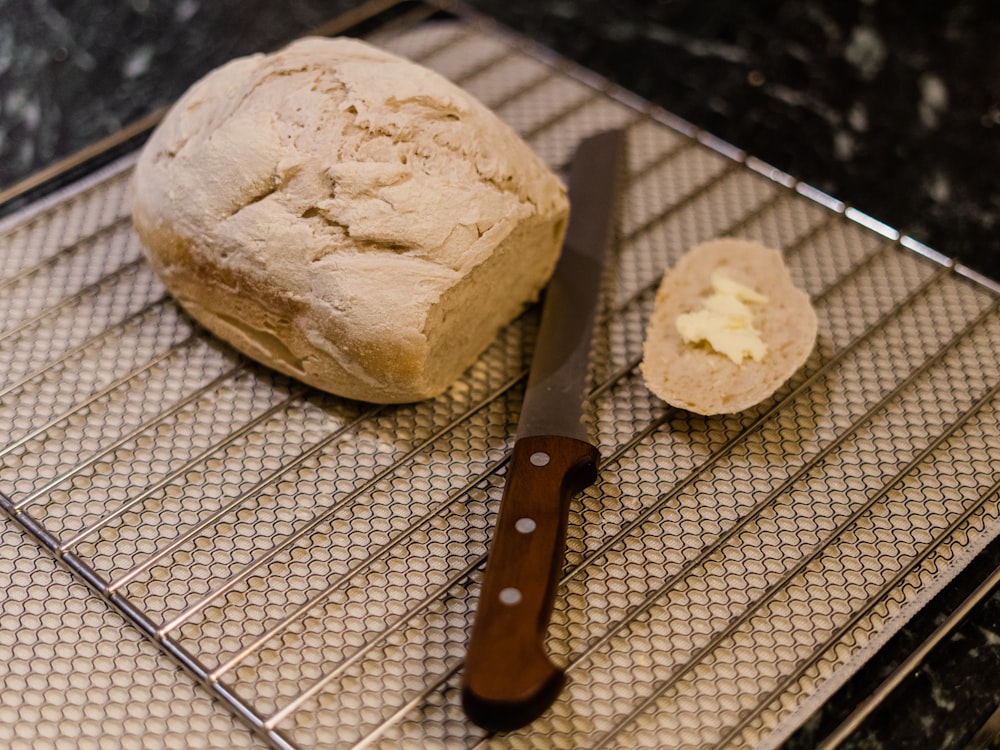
[131,36,568,403]
[640,238,817,415]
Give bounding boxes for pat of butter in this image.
[676,270,768,364]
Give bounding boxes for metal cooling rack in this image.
[1,2,998,749]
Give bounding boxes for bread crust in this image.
[131,36,568,403]
[640,238,817,415]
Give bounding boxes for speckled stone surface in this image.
[1,1,998,748]
[470,0,1000,283]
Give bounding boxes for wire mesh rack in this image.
[1,2,998,748]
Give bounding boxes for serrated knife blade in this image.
[462,128,627,731]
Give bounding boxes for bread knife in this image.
[462,128,626,730]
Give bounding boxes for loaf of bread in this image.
[640,238,817,415]
[131,36,569,403]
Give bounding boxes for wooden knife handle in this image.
[462,434,600,731]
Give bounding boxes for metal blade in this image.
[515,128,626,442]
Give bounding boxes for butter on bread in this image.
[640,238,817,415]
[131,36,568,403]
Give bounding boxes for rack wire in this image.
[1,2,998,749]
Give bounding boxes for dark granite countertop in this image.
[1,1,998,747]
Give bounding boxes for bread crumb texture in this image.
[640,238,818,415]
[131,36,568,403]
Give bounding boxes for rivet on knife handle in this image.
[461,128,627,730]
[463,434,599,730]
